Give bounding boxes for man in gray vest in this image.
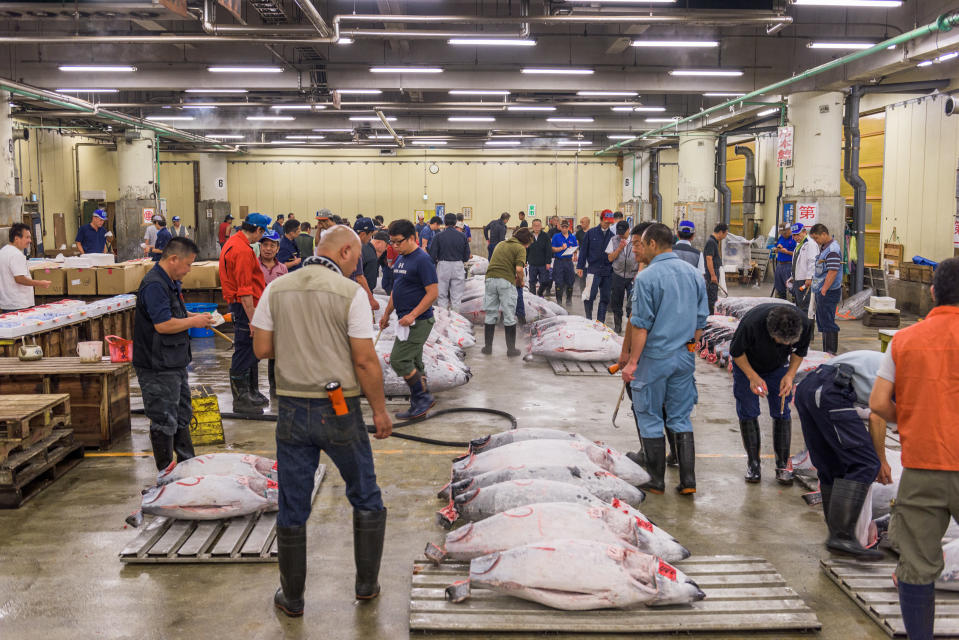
[673,220,705,276]
[252,226,393,617]
[606,220,639,334]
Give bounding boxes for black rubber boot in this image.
[820,483,833,526]
[665,428,678,467]
[231,373,263,415]
[674,432,696,495]
[613,314,623,334]
[504,324,521,357]
[636,437,666,494]
[149,430,174,472]
[898,581,936,640]
[274,525,307,617]
[172,426,195,464]
[537,283,550,298]
[739,418,761,483]
[267,358,277,397]
[397,371,434,420]
[248,366,269,406]
[565,288,573,306]
[773,418,794,485]
[825,479,884,560]
[822,331,838,355]
[516,314,527,327]
[481,323,495,355]
[354,508,387,600]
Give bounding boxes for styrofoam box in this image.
[85,253,116,266]
[869,296,897,311]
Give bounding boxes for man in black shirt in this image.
[430,213,471,309]
[526,219,553,297]
[484,212,510,259]
[703,223,728,315]
[729,303,812,485]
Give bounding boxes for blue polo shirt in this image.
[419,225,436,251]
[631,252,709,359]
[551,231,577,261]
[75,223,107,253]
[776,235,797,263]
[140,263,182,324]
[152,227,172,262]
[576,225,614,275]
[392,247,438,321]
[277,235,300,271]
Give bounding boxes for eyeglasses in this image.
[389,236,412,246]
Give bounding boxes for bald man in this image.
[252,224,392,615]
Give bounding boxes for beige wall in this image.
[882,93,959,261]
[158,161,196,229]
[658,148,679,222]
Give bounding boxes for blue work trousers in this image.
[529,265,551,295]
[228,302,258,374]
[515,285,526,319]
[795,365,880,486]
[584,273,612,321]
[552,259,575,289]
[774,261,793,298]
[732,362,792,421]
[630,350,697,438]
[815,287,841,333]
[275,395,383,527]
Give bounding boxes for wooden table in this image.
[0,308,133,358]
[0,358,132,449]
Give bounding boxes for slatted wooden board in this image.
[120,464,325,564]
[547,358,616,376]
[410,555,821,634]
[0,393,70,439]
[822,559,959,637]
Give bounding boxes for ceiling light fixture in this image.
[314,128,354,132]
[938,51,959,62]
[485,140,522,145]
[350,116,397,121]
[449,38,536,46]
[507,105,556,111]
[247,115,295,121]
[449,90,511,96]
[916,60,934,67]
[58,65,135,72]
[808,41,875,49]
[182,105,216,109]
[577,91,639,98]
[337,38,354,44]
[335,89,383,95]
[646,117,681,123]
[411,140,448,145]
[145,116,194,121]
[566,0,675,3]
[670,69,743,76]
[367,135,396,140]
[704,92,746,97]
[547,117,594,123]
[185,89,248,94]
[556,140,593,146]
[55,88,118,93]
[370,66,442,73]
[209,66,283,73]
[632,40,718,48]
[522,68,594,75]
[792,0,901,6]
[608,135,637,140]
[633,106,667,112]
[270,140,304,144]
[448,116,496,122]
[207,134,244,139]
[756,108,780,116]
[270,105,327,110]
[286,135,326,139]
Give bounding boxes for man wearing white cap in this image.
[144,215,161,257]
[75,208,112,254]
[791,223,816,317]
[171,216,190,238]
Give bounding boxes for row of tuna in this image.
[456,276,568,325]
[525,316,624,362]
[428,428,705,610]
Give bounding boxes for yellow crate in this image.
[189,386,224,445]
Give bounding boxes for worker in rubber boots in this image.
[219,212,272,415]
[577,210,615,323]
[252,226,393,617]
[621,223,707,496]
[133,237,213,471]
[729,303,812,485]
[379,219,439,420]
[795,350,890,561]
[482,227,533,357]
[870,257,959,640]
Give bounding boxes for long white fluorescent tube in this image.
[670,69,743,76]
[337,38,354,44]
[367,135,396,140]
[703,92,746,97]
[792,1,901,6]
[608,135,637,140]
[632,40,718,48]
[646,117,680,123]
[556,141,593,146]
[270,140,304,144]
[611,107,635,112]
[247,115,295,121]
[448,116,496,122]
[59,65,135,72]
[335,89,383,95]
[350,116,397,121]
[185,89,248,93]
[270,105,327,110]
[55,89,118,93]
[522,68,594,75]
[449,39,535,46]
[207,134,245,139]
[808,42,875,49]
[486,140,522,145]
[566,0,674,3]
[314,128,355,132]
[286,135,326,139]
[577,91,638,97]
[411,140,447,145]
[547,117,594,123]
[209,66,283,73]
[507,105,556,111]
[633,106,667,112]
[182,105,216,109]
[145,116,194,121]
[370,67,442,73]
[756,108,779,117]
[450,90,511,96]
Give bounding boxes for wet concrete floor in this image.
[0,285,907,639]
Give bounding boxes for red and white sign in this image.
[796,202,818,225]
[954,217,959,249]
[777,126,794,168]
[142,208,155,224]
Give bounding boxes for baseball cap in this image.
[172,215,180,222]
[225,214,234,220]
[316,208,332,220]
[791,223,804,234]
[615,221,630,235]
[678,220,695,233]
[152,215,162,222]
[92,208,107,220]
[261,230,280,242]
[245,213,272,230]
[601,209,615,220]
[276,214,285,220]
[353,217,375,233]
[455,220,464,229]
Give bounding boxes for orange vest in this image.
[891,305,959,471]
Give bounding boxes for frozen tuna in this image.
[442,479,603,526]
[141,475,278,520]
[455,538,704,610]
[467,428,592,454]
[156,453,277,485]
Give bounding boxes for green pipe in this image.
[597,11,959,156]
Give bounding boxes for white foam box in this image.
[869,296,897,311]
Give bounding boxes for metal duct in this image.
[715,135,731,226]
[650,149,662,223]
[735,145,756,220]
[842,87,867,295]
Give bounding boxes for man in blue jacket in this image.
[576,210,615,323]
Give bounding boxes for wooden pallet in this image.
[822,559,959,637]
[0,429,84,508]
[410,555,821,634]
[0,393,70,439]
[547,358,615,376]
[120,464,326,564]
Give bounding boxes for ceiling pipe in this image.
[598,11,959,156]
[292,0,334,39]
[714,134,731,227]
[335,12,793,26]
[376,111,405,148]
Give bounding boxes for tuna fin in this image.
[125,510,143,528]
[445,580,471,603]
[437,482,451,500]
[424,542,446,565]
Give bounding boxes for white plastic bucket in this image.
[77,341,102,363]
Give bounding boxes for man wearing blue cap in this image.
[773,223,798,299]
[673,220,705,275]
[791,224,816,316]
[150,218,172,263]
[170,215,189,238]
[577,210,616,323]
[75,208,111,254]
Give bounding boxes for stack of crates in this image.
[190,385,224,445]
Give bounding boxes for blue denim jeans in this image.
[732,362,792,421]
[815,287,841,333]
[275,395,383,527]
[584,273,612,321]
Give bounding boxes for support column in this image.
[197,153,230,260]
[114,130,158,261]
[783,91,845,236]
[622,153,652,222]
[0,91,23,235]
[676,130,718,249]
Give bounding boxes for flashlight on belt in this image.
[325,381,349,416]
[608,363,621,375]
[686,340,697,352]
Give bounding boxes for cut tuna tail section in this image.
[424,542,446,565]
[445,580,471,603]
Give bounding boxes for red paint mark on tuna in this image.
[531,546,556,552]
[175,478,203,486]
[658,560,677,581]
[503,506,534,518]
[635,517,654,532]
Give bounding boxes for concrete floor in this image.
[0,285,908,640]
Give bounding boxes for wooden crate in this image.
[0,358,131,450]
[900,263,934,284]
[882,243,904,273]
[0,429,84,508]
[0,394,70,439]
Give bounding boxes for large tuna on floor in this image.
[140,475,278,520]
[440,463,646,507]
[156,453,277,485]
[440,479,603,526]
[437,502,689,563]
[450,538,705,610]
[452,439,651,487]
[466,427,592,454]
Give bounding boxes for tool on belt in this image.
[326,381,349,416]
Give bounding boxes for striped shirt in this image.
[813,239,842,292]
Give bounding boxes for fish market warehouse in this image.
[1,0,959,638]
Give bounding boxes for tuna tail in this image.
[125,509,143,528]
[424,542,446,565]
[436,503,459,529]
[437,482,452,500]
[445,580,472,604]
[468,435,492,453]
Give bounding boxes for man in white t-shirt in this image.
[0,223,51,312]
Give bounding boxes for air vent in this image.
[379,149,397,156]
[249,0,288,24]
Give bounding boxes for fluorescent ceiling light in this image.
[917,60,934,67]
[209,66,283,73]
[247,115,295,121]
[507,105,556,111]
[370,66,442,73]
[792,0,901,6]
[522,68,594,75]
[271,140,304,144]
[286,135,326,139]
[58,65,135,72]
[704,92,746,97]
[670,69,743,77]
[448,116,496,122]
[632,40,718,48]
[336,89,383,95]
[577,91,638,97]
[449,38,536,47]
[55,88,118,93]
[411,140,447,145]
[547,117,594,123]
[349,116,397,122]
[611,106,635,112]
[608,135,637,140]
[367,135,396,140]
[207,134,244,139]
[270,105,327,110]
[485,140,522,145]
[337,38,354,45]
[938,51,959,62]
[182,105,216,109]
[145,116,194,121]
[757,108,779,116]
[808,41,875,49]
[314,128,354,132]
[646,117,680,123]
[449,90,511,96]
[185,89,248,94]
[633,106,667,112]
[566,0,675,3]
[556,141,593,146]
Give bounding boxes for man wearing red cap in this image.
[576,210,615,323]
